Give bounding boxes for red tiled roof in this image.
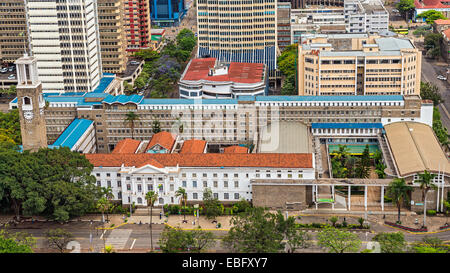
[182,58,265,84]
[84,153,314,169]
[443,28,450,39]
[180,139,207,153]
[112,139,141,154]
[415,0,450,9]
[224,146,249,154]
[434,19,450,25]
[146,131,176,152]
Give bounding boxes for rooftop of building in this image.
[311,123,384,129]
[179,139,207,153]
[224,146,249,154]
[434,19,450,25]
[84,153,314,169]
[258,121,312,154]
[112,139,141,154]
[443,28,450,40]
[49,118,93,150]
[181,58,265,84]
[415,0,450,9]
[146,131,177,152]
[384,122,450,177]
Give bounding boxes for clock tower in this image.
[15,54,47,152]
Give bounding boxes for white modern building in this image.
[179,58,268,99]
[344,0,388,34]
[25,0,102,93]
[86,153,315,206]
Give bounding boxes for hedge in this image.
[385,221,428,232]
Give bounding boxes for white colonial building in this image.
[85,153,315,206]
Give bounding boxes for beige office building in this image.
[298,33,421,96]
[197,0,277,73]
[0,0,28,64]
[98,0,128,74]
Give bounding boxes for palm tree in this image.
[96,197,111,250]
[145,191,158,252]
[101,187,114,222]
[335,145,350,165]
[416,170,437,227]
[387,178,413,224]
[124,111,139,139]
[175,187,187,223]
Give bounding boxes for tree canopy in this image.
[159,226,215,253]
[417,10,447,24]
[0,228,35,253]
[277,44,298,96]
[373,232,407,253]
[0,147,102,222]
[421,81,443,106]
[317,227,361,253]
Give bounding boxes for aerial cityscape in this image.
[0,0,450,257]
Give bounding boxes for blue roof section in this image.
[311,123,384,129]
[255,95,404,102]
[103,94,144,104]
[51,119,93,149]
[141,98,238,105]
[92,76,115,93]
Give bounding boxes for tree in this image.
[0,228,35,253]
[357,217,365,229]
[159,226,192,253]
[280,74,297,95]
[420,82,443,106]
[375,163,387,179]
[329,216,338,227]
[424,33,443,59]
[278,44,298,95]
[432,107,449,146]
[189,227,215,253]
[145,190,158,252]
[223,207,285,253]
[413,236,448,253]
[175,187,187,222]
[202,188,222,220]
[373,232,407,253]
[387,178,413,224]
[396,0,415,20]
[152,120,161,134]
[283,217,311,253]
[317,227,361,253]
[96,197,111,225]
[45,228,73,253]
[133,49,160,62]
[0,109,21,144]
[444,200,450,225]
[124,111,139,139]
[417,10,447,24]
[416,170,438,227]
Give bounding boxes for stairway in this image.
[377,135,397,176]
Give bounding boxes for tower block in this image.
[15,54,47,152]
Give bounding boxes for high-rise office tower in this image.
[98,0,128,74]
[197,0,277,74]
[25,0,102,93]
[150,0,186,27]
[0,0,28,64]
[123,0,151,52]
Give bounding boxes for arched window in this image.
[158,198,164,205]
[23,97,31,105]
[137,197,142,204]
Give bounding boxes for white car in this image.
[437,75,447,80]
[130,61,140,65]
[8,74,15,80]
[0,68,7,73]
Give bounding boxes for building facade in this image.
[0,0,28,65]
[197,0,277,74]
[277,2,292,52]
[123,0,152,52]
[344,0,388,34]
[97,0,128,74]
[298,34,421,96]
[25,0,103,93]
[179,58,268,99]
[150,0,186,27]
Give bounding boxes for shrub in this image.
[110,224,115,228]
[427,210,437,216]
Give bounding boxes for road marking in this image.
[130,238,136,250]
[105,229,132,250]
[99,230,106,240]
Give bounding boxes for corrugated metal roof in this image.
[311,123,384,129]
[51,118,93,149]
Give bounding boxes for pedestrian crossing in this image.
[105,229,132,250]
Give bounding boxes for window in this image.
[170,184,174,191]
[234,193,239,200]
[298,174,303,178]
[224,193,229,200]
[234,181,239,188]
[223,181,228,188]
[213,181,218,188]
[118,192,122,199]
[182,181,187,187]
[137,197,142,204]
[192,173,197,178]
[137,184,142,192]
[213,193,218,199]
[193,181,197,188]
[147,184,153,191]
[107,181,111,188]
[126,184,131,191]
[234,174,238,178]
[96,173,100,177]
[97,181,101,187]
[117,181,121,187]
[193,193,198,199]
[224,173,228,178]
[203,173,207,178]
[203,181,208,188]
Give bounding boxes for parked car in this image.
[0,68,7,73]
[8,66,14,72]
[8,74,15,80]
[437,75,447,80]
[130,61,140,65]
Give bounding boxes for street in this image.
[162,2,197,41]
[421,55,450,130]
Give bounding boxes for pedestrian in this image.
[159,212,162,220]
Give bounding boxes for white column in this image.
[381,185,384,211]
[315,185,318,210]
[348,185,351,211]
[364,185,368,211]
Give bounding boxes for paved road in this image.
[163,3,197,41]
[421,56,450,130]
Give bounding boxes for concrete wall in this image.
[252,184,311,210]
